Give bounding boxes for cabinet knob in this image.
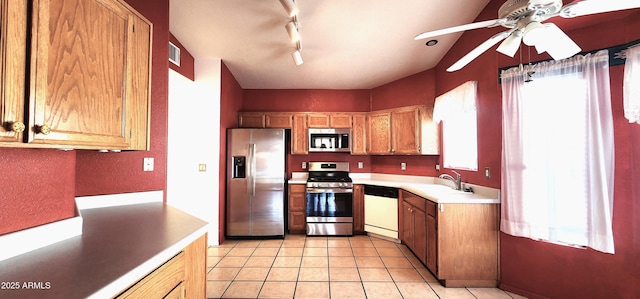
[10,121,25,133]
[36,124,51,135]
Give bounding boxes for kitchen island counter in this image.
[0,202,208,299]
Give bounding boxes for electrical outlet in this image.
[143,157,154,172]
[198,164,207,172]
[401,162,406,170]
[435,163,440,171]
[485,167,491,178]
[358,162,363,169]
[302,162,307,169]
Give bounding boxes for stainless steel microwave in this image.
[308,128,351,152]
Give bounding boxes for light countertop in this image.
[0,202,208,299]
[289,173,500,204]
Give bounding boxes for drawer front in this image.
[115,252,185,298]
[401,192,425,212]
[289,184,306,193]
[426,200,437,217]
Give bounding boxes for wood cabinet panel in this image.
[353,184,365,233]
[329,113,352,128]
[265,113,293,128]
[307,113,330,128]
[29,0,131,147]
[116,252,185,298]
[351,113,367,155]
[126,12,152,150]
[0,0,27,143]
[291,114,308,155]
[183,234,207,299]
[392,108,421,154]
[288,184,306,232]
[238,112,266,128]
[367,111,391,154]
[426,214,437,274]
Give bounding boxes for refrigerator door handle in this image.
[249,143,257,196]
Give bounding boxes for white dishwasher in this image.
[364,185,399,240]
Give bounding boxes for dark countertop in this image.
[0,202,208,299]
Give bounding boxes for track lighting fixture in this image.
[292,42,303,66]
[285,21,300,43]
[279,0,299,17]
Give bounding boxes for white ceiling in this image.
[169,0,491,89]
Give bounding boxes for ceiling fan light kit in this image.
[415,0,640,72]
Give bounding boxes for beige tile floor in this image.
[207,234,527,299]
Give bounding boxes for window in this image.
[433,81,478,171]
[500,50,615,253]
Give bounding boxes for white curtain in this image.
[433,81,478,170]
[624,45,640,124]
[500,50,615,253]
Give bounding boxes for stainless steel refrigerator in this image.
[226,128,286,237]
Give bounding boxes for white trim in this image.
[75,190,164,211]
[0,216,83,262]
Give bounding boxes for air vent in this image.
[169,42,180,66]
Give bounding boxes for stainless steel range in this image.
[305,162,353,236]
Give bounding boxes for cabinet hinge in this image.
[133,24,135,33]
[184,288,186,298]
[129,129,133,138]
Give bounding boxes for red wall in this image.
[434,1,640,297]
[169,33,195,81]
[219,62,244,244]
[75,0,169,197]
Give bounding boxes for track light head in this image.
[279,0,299,17]
[285,21,300,43]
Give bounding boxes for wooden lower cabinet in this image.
[288,184,306,233]
[399,190,499,287]
[114,233,207,298]
[353,184,365,234]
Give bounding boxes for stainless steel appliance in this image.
[308,128,351,152]
[306,162,353,235]
[226,128,286,237]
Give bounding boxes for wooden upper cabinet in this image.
[392,106,424,154]
[351,113,367,155]
[29,0,131,148]
[0,0,152,150]
[265,113,293,128]
[291,113,308,155]
[307,113,330,128]
[0,0,28,143]
[307,113,351,128]
[238,112,266,128]
[367,111,392,154]
[368,105,439,155]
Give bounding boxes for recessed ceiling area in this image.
[169,0,491,89]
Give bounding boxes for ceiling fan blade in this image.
[535,23,581,60]
[447,30,511,72]
[560,0,640,18]
[414,19,506,40]
[496,30,521,57]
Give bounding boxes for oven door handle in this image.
[306,188,353,194]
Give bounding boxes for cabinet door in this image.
[391,107,421,154]
[126,12,152,150]
[307,113,330,128]
[329,113,352,128]
[367,111,391,154]
[401,201,413,249]
[265,113,293,128]
[413,208,427,263]
[426,214,437,274]
[0,0,28,143]
[291,114,308,154]
[28,0,133,148]
[351,113,366,155]
[353,184,365,233]
[238,112,266,128]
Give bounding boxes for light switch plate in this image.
[485,167,491,178]
[198,164,207,172]
[358,162,363,169]
[143,157,154,172]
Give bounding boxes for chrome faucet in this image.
[439,170,462,190]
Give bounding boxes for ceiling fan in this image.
[415,0,640,72]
